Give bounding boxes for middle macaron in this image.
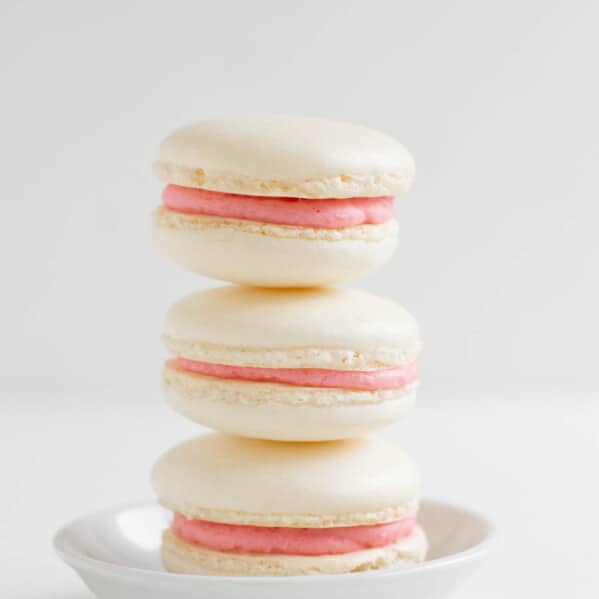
[162,285,421,441]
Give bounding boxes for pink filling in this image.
[172,513,416,556]
[162,184,394,228]
[176,358,419,391]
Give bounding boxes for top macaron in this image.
[153,115,414,287]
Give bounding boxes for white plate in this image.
[54,500,493,599]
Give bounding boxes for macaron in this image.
[151,434,427,576]
[153,115,415,287]
[162,285,421,441]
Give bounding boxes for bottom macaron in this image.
[151,434,427,576]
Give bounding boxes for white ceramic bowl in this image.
[54,500,493,599]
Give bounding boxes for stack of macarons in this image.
[151,115,426,576]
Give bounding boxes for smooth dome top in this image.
[163,286,420,368]
[154,115,415,198]
[151,434,420,526]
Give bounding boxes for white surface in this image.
[1,1,598,392]
[2,388,598,598]
[53,500,487,597]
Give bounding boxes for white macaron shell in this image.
[153,215,398,287]
[156,115,414,197]
[163,286,420,368]
[163,362,418,441]
[151,434,420,526]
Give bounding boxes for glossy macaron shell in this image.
[163,286,420,368]
[154,115,415,198]
[151,434,420,526]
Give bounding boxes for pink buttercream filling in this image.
[162,184,394,228]
[172,513,416,556]
[176,358,419,391]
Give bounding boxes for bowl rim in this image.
[53,498,495,584]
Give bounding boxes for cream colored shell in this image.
[153,209,399,287]
[151,434,420,527]
[162,526,427,576]
[163,361,417,442]
[154,115,415,198]
[163,286,421,370]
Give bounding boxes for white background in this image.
[1,1,598,598]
